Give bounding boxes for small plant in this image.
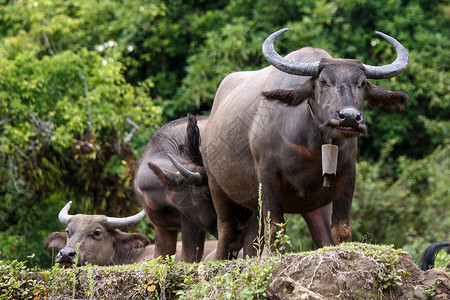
[71,243,81,298]
[425,280,441,298]
[253,183,292,257]
[253,183,264,258]
[85,263,94,300]
[367,247,409,291]
[272,221,291,254]
[266,210,272,253]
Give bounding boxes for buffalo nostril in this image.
[59,248,77,259]
[337,107,363,123]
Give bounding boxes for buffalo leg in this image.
[224,209,260,258]
[242,210,261,257]
[210,179,239,260]
[154,226,178,259]
[180,217,206,262]
[301,203,332,248]
[330,172,354,244]
[259,169,285,252]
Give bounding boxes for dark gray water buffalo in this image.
[203,28,409,259]
[419,241,450,271]
[45,201,219,266]
[134,115,220,262]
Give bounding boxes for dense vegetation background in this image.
[0,0,448,268]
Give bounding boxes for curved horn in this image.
[58,201,73,226]
[363,31,409,79]
[105,209,146,229]
[262,28,320,76]
[168,153,203,185]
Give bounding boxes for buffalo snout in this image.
[337,107,363,127]
[55,247,79,266]
[327,106,367,137]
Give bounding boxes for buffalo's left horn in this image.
[363,31,409,79]
[105,209,146,229]
[58,201,73,226]
[168,153,203,185]
[262,28,320,76]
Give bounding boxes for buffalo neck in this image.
[112,245,154,265]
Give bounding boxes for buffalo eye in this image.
[319,79,330,86]
[356,80,367,89]
[92,229,103,239]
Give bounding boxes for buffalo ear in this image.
[148,162,168,184]
[115,231,151,250]
[148,162,188,187]
[45,232,67,250]
[262,78,314,107]
[365,83,409,110]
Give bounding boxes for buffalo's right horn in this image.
[58,201,73,226]
[105,210,146,229]
[262,28,320,76]
[362,31,409,79]
[168,153,203,185]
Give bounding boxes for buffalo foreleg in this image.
[301,203,332,248]
[154,226,178,260]
[330,172,355,244]
[210,179,240,260]
[180,217,206,263]
[259,169,286,253]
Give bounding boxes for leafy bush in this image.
[0,1,162,267]
[352,144,450,262]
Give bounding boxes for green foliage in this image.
[0,0,163,267]
[0,258,46,299]
[177,259,277,300]
[0,251,277,299]
[433,251,450,271]
[425,280,441,298]
[369,249,408,291]
[352,144,450,262]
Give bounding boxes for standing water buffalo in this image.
[45,201,219,266]
[203,28,409,259]
[134,115,220,262]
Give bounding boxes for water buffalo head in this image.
[147,115,207,189]
[45,201,149,266]
[262,28,409,141]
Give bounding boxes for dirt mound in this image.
[268,244,450,299]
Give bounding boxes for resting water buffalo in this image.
[419,241,450,271]
[134,115,219,262]
[45,201,150,266]
[45,201,219,266]
[203,28,409,259]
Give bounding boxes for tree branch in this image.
[123,119,139,144]
[81,74,93,133]
[42,32,55,56]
